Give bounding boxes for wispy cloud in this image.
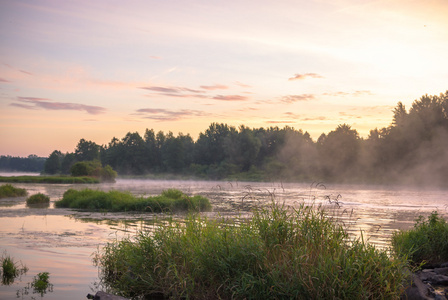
[213,95,248,101]
[13,97,106,114]
[0,78,10,83]
[235,81,252,88]
[139,86,204,94]
[288,73,324,81]
[20,70,33,76]
[135,108,207,121]
[265,120,296,124]
[324,90,374,97]
[281,94,316,103]
[200,84,229,90]
[301,116,327,121]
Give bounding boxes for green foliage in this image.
[392,211,448,266]
[70,161,117,182]
[8,90,445,185]
[0,155,45,172]
[0,175,99,184]
[26,193,50,205]
[0,184,27,198]
[31,272,53,296]
[1,253,28,285]
[94,201,409,299]
[54,188,211,212]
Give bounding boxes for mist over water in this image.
[1,177,447,299]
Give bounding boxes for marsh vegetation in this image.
[392,211,448,267]
[94,199,410,299]
[0,184,27,198]
[55,188,212,213]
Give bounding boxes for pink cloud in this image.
[288,73,324,81]
[200,84,229,90]
[213,95,248,101]
[281,94,316,103]
[135,108,206,121]
[0,78,10,83]
[324,90,373,97]
[14,97,106,115]
[139,86,204,94]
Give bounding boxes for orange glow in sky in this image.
[1,0,447,157]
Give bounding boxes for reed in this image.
[0,184,27,198]
[1,253,28,285]
[94,198,409,299]
[55,188,211,213]
[392,211,448,266]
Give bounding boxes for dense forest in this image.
[0,155,46,172]
[4,91,448,187]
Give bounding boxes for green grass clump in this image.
[26,193,50,205]
[0,184,27,198]
[392,211,448,266]
[94,201,409,299]
[1,254,28,285]
[55,188,211,213]
[31,272,53,296]
[0,175,100,184]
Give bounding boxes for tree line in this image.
[0,155,46,172]
[33,91,448,186]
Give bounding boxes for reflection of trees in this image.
[40,91,448,186]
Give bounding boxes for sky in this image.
[1,0,447,157]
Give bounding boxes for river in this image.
[1,176,447,299]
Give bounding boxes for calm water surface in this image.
[1,175,447,299]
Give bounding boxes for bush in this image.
[392,211,448,266]
[26,193,50,205]
[55,188,211,213]
[0,184,27,198]
[70,161,117,182]
[94,200,409,299]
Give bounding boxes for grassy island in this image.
[0,175,100,184]
[54,188,211,213]
[0,184,27,198]
[93,201,409,299]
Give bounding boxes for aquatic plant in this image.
[26,193,50,206]
[392,211,448,266]
[0,184,27,198]
[31,272,53,296]
[1,253,28,285]
[94,198,409,299]
[55,188,211,212]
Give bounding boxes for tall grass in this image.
[55,188,211,213]
[94,198,409,299]
[1,253,28,285]
[0,184,27,198]
[392,211,448,266]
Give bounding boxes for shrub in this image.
[94,200,409,299]
[70,161,117,182]
[26,193,50,205]
[392,211,448,266]
[0,184,27,198]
